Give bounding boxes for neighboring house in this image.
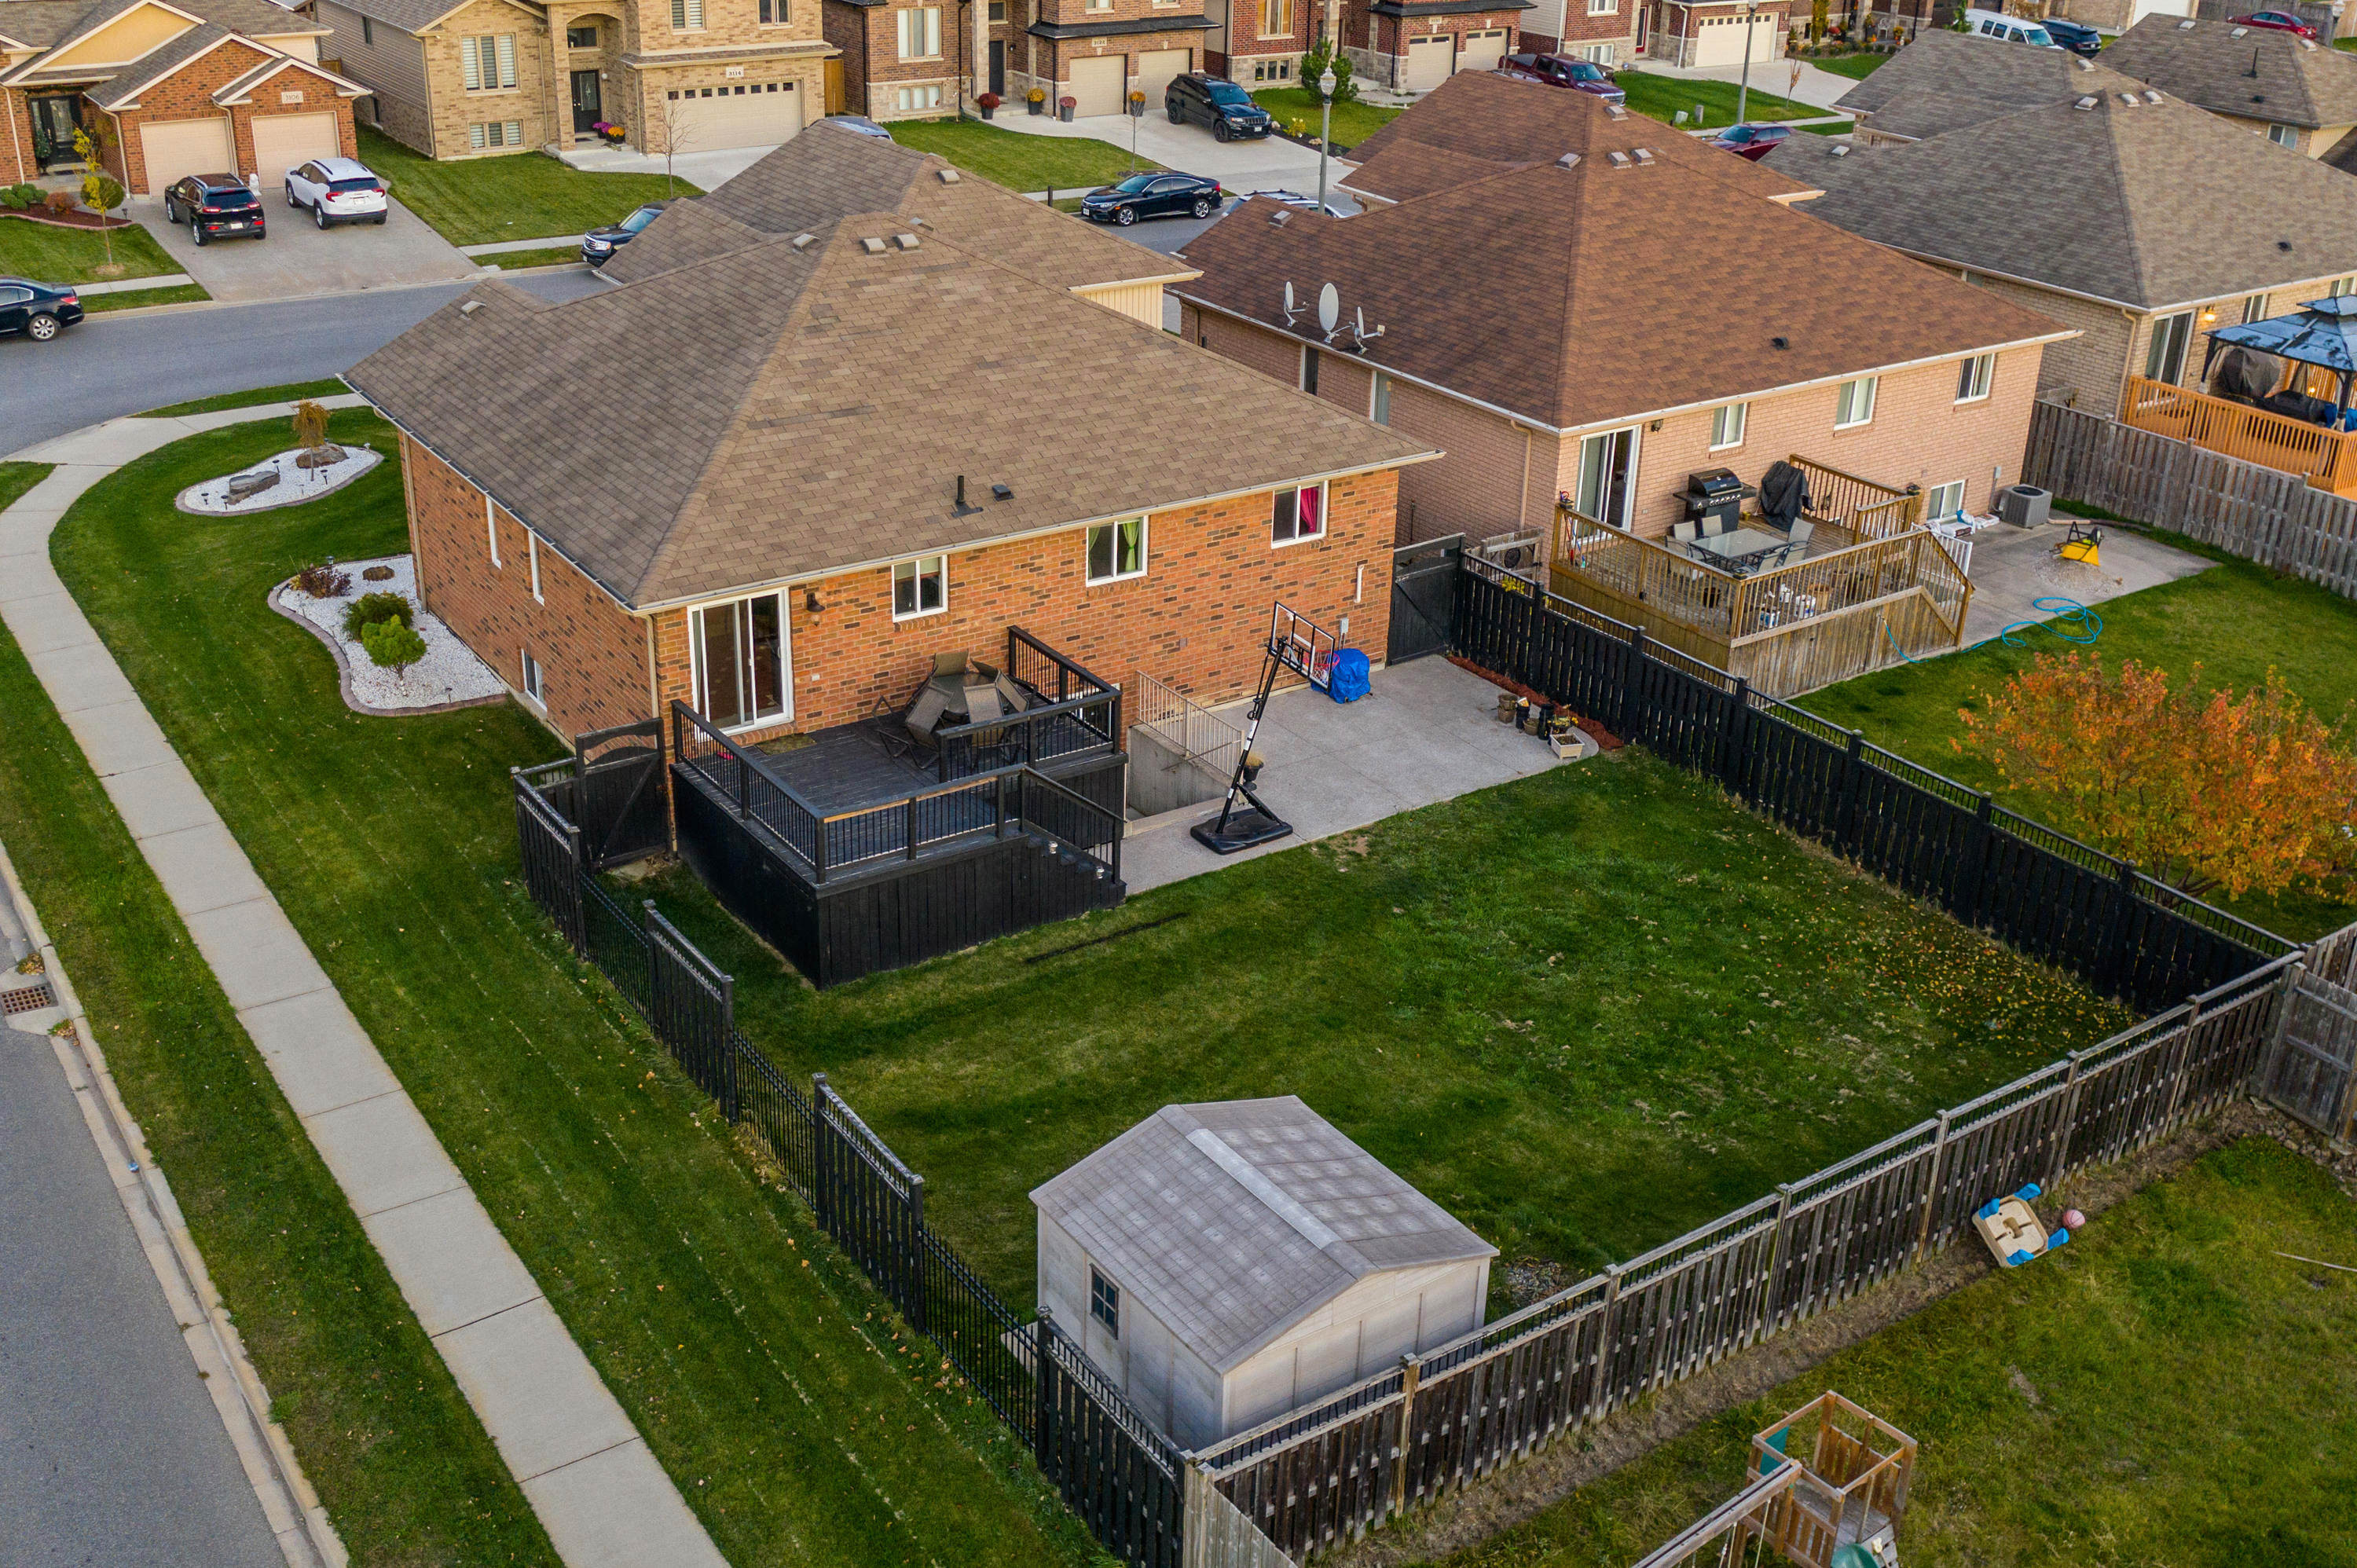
[1520,0,1634,61]
[2050,0,2197,39]
[1827,27,2142,144]
[1765,89,2357,416]
[1200,0,1323,87]
[995,0,1212,119]
[1639,0,1786,68]
[1,0,364,193]
[2101,14,2357,164]
[1032,1097,1496,1450]
[820,0,963,117]
[1335,0,1528,91]
[1177,71,2061,548]
[317,0,834,159]
[346,123,1433,754]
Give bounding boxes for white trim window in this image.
[1090,1268,1120,1335]
[1955,353,1994,404]
[1086,517,1146,584]
[2243,293,2269,324]
[892,554,947,619]
[897,6,941,57]
[1588,0,1616,13]
[690,592,791,731]
[670,0,706,26]
[1575,426,1640,528]
[520,647,544,705]
[2268,122,2297,147]
[1369,370,1391,425]
[461,34,516,90]
[485,496,501,566]
[2145,310,2193,383]
[893,83,944,111]
[527,530,543,602]
[1834,376,1878,429]
[2334,277,2357,299]
[758,0,788,20]
[1710,401,1747,450]
[469,120,524,147]
[1925,478,1965,522]
[1271,482,1325,545]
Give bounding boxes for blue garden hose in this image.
[1997,596,2102,649]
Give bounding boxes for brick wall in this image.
[226,68,361,177]
[821,0,871,107]
[110,37,272,192]
[625,0,828,54]
[842,0,962,119]
[422,0,552,158]
[1,89,35,185]
[1347,12,1527,81]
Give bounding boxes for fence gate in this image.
[1387,535,1462,665]
[2264,972,2357,1138]
[574,718,667,870]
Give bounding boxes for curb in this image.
[0,839,348,1568]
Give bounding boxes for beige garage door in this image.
[1067,53,1126,117]
[139,115,233,193]
[251,112,339,192]
[1690,11,1780,67]
[676,80,801,150]
[1402,33,1454,91]
[1132,47,1192,107]
[1459,28,1508,71]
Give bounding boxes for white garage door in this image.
[138,115,233,194]
[1690,11,1780,67]
[677,80,801,150]
[1132,47,1192,107]
[251,112,339,192]
[1068,53,1126,117]
[1459,28,1508,71]
[1402,33,1454,90]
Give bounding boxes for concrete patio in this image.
[1956,518,2211,648]
[1123,656,1581,892]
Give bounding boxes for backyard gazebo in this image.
[2201,295,2357,429]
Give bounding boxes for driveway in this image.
[997,109,1347,195]
[140,194,477,305]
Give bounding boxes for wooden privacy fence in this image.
[2022,397,2357,598]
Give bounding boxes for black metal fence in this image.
[509,764,1178,1566]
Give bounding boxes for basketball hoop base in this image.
[1191,808,1292,855]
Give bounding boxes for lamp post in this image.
[1316,64,1337,214]
[1734,0,1759,128]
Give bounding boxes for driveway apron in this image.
[141,196,478,304]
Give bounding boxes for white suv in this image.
[284,157,388,229]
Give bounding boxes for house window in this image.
[759,0,788,19]
[2268,122,2297,147]
[2145,310,2193,383]
[1955,353,1994,403]
[528,530,542,602]
[1300,345,1319,394]
[670,0,706,27]
[1574,427,1638,528]
[898,6,941,56]
[2243,294,2268,324]
[893,554,947,618]
[1834,376,1878,429]
[361,14,373,44]
[1261,0,1292,33]
[1710,401,1747,449]
[1272,482,1325,544]
[1582,42,1613,61]
[894,83,944,110]
[469,121,523,147]
[1090,1269,1120,1336]
[485,496,501,566]
[989,0,1006,16]
[1086,517,1146,583]
[1369,370,1391,425]
[461,34,516,90]
[520,648,544,704]
[566,22,597,45]
[1925,478,1965,523]
[1589,0,1616,13]
[2335,277,2357,298]
[691,593,789,731]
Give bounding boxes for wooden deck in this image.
[2120,374,2357,497]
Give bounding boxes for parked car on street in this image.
[1710,122,1794,159]
[1165,73,1274,141]
[823,114,893,139]
[2039,15,2105,54]
[284,157,387,229]
[1080,171,1224,225]
[1498,53,1627,104]
[2230,7,2320,35]
[1247,188,1347,217]
[0,277,81,343]
[161,173,266,246]
[581,202,669,266]
[1963,8,2062,46]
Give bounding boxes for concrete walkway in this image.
[1956,518,2211,648]
[0,405,728,1568]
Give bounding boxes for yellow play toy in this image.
[2057,522,2102,566]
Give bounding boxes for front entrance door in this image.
[29,95,83,171]
[990,39,1006,97]
[571,68,603,135]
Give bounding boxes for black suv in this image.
[2040,15,2104,54]
[1165,73,1273,142]
[162,173,265,245]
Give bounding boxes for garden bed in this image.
[0,204,137,229]
[268,554,505,715]
[177,445,381,515]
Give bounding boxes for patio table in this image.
[1686,527,1791,573]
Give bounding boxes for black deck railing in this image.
[934,628,1124,782]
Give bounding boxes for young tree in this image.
[654,90,701,199]
[1957,654,2357,901]
[73,121,123,272]
[361,617,428,680]
[291,398,331,453]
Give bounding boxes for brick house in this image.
[1766,87,2357,416]
[1336,0,1524,91]
[1639,0,1785,68]
[2,0,365,194]
[346,126,1433,754]
[820,0,962,118]
[2100,16,2357,166]
[317,0,834,159]
[1175,73,2072,549]
[1517,0,1627,63]
[996,0,1208,119]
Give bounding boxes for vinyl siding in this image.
[317,0,431,123]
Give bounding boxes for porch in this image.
[2154,294,2357,498]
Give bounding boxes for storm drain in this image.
[1,980,57,1015]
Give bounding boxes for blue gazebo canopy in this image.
[2207,294,2357,376]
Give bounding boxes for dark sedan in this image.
[1080,172,1224,225]
[0,277,82,343]
[581,201,669,266]
[1711,123,1794,160]
[2040,15,2104,54]
[1499,53,1627,104]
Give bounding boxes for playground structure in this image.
[1631,1394,1915,1568]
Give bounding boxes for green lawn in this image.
[357,127,696,248]
[142,379,349,417]
[1811,50,1890,79]
[478,244,588,271]
[887,117,1160,190]
[1615,70,1828,127]
[0,214,180,282]
[0,462,49,511]
[82,281,210,312]
[48,413,1098,1568]
[1804,549,2357,940]
[1252,86,1400,149]
[1420,1138,2357,1567]
[645,746,2132,1313]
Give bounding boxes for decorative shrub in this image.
[43,190,77,217]
[0,185,30,211]
[294,562,351,599]
[361,565,395,581]
[1027,87,1047,102]
[1300,38,1358,104]
[361,617,427,678]
[977,91,1002,108]
[342,591,414,639]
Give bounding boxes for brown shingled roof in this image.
[1177,152,2070,433]
[349,213,1428,610]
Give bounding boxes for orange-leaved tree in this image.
[1956,654,2357,901]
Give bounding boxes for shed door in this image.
[1132,47,1192,106]
[1460,28,1508,71]
[139,115,233,193]
[676,81,801,149]
[251,111,339,191]
[1402,33,1454,90]
[1068,53,1125,116]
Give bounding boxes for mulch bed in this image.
[0,205,136,230]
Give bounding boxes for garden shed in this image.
[1032,1097,1495,1449]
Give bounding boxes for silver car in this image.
[284,156,389,229]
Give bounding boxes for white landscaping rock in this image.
[178,445,383,515]
[269,554,509,715]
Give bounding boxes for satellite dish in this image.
[1318,283,1340,336]
[1283,280,1296,314]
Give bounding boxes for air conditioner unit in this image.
[1998,484,2052,529]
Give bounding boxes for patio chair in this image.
[901,652,983,751]
[1672,519,1698,544]
[1700,514,1730,538]
[1787,518,1814,551]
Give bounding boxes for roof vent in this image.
[2301,36,2318,49]
[860,235,887,255]
[1632,146,1655,164]
[1270,209,1291,226]
[2143,89,2162,103]
[2076,55,2094,69]
[791,231,817,249]
[1607,149,1632,168]
[2177,16,2197,25]
[2074,94,2099,109]
[1772,335,1790,350]
[2280,239,2295,251]
[894,232,920,250]
[1605,103,1627,119]
[1831,141,1850,155]
[2117,92,2139,106]
[2231,24,2249,34]
[459,299,484,316]
[991,483,1013,500]
[937,167,961,182]
[1556,150,1581,168]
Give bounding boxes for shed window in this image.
[1090,1269,1120,1336]
[1955,353,1994,403]
[1272,482,1325,545]
[893,554,946,618]
[691,592,789,731]
[2145,311,2192,384]
[1086,517,1146,583]
[1834,376,1877,429]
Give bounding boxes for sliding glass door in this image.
[689,591,790,731]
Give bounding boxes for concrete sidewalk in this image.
[0,406,728,1568]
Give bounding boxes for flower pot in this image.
[1059,104,1074,122]
[1028,97,1043,114]
[981,104,995,119]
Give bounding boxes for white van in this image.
[1963,9,2065,46]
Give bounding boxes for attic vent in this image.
[2301,36,2319,49]
[2075,55,2094,69]
[2177,16,2196,25]
[460,299,484,316]
[1270,210,1291,226]
[937,167,961,182]
[2118,92,2139,106]
[2231,24,2249,34]
[1633,146,1655,164]
[1607,149,1632,168]
[2280,239,2295,251]
[1604,103,1627,119]
[791,231,817,249]
[2143,89,2162,103]
[894,232,920,250]
[2074,94,2099,109]
[1831,141,1850,155]
[860,236,887,255]
[1556,150,1581,168]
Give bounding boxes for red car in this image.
[2231,8,2320,36]
[1498,53,1628,105]
[1710,123,1794,160]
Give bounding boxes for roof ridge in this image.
[2099,94,2163,307]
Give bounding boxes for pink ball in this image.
[2061,1208,2086,1230]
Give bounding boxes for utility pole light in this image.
[1317,64,1337,214]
